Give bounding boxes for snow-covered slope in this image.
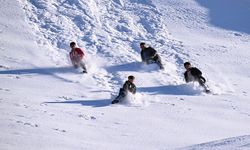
[1,0,250,149]
[180,135,250,150]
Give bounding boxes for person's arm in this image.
[131,84,136,94]
[128,83,136,94]
[69,51,77,66]
[184,71,188,83]
[123,81,129,91]
[141,51,145,62]
[69,51,73,60]
[148,47,157,58]
[70,51,76,61]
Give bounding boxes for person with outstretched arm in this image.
[184,62,210,93]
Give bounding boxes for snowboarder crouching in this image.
[140,42,164,70]
[112,76,136,104]
[69,42,87,73]
[184,62,210,93]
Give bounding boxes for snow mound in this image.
[180,135,250,150]
[121,92,149,107]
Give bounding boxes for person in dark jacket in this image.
[184,62,210,93]
[112,75,137,104]
[140,42,164,70]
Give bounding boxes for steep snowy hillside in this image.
[20,0,187,90]
[1,0,250,149]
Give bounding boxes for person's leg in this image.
[112,88,126,104]
[146,58,152,64]
[79,61,87,73]
[154,54,164,69]
[197,77,210,93]
[73,64,78,68]
[71,59,79,68]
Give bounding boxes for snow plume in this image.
[84,54,107,74]
[120,92,148,107]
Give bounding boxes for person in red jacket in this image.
[69,42,87,73]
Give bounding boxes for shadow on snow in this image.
[0,66,77,83]
[106,61,159,72]
[0,66,75,75]
[106,62,142,72]
[44,99,111,107]
[138,84,202,96]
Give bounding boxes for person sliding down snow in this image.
[69,42,87,73]
[112,76,136,104]
[184,62,210,93]
[140,42,164,70]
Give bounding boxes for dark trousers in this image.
[146,54,164,69]
[114,88,127,101]
[73,61,87,72]
[79,61,87,72]
[197,76,209,92]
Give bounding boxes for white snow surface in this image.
[0,0,250,149]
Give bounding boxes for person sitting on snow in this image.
[69,42,87,73]
[184,62,210,93]
[112,75,137,104]
[140,42,164,70]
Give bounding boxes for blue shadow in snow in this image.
[106,61,159,73]
[138,84,201,96]
[106,62,142,72]
[45,99,111,107]
[0,66,74,75]
[0,66,76,83]
[196,0,250,34]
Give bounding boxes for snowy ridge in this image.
[179,135,250,150]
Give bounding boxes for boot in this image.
[111,99,119,104]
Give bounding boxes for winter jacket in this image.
[123,81,136,94]
[69,48,85,65]
[141,47,157,62]
[184,67,203,83]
